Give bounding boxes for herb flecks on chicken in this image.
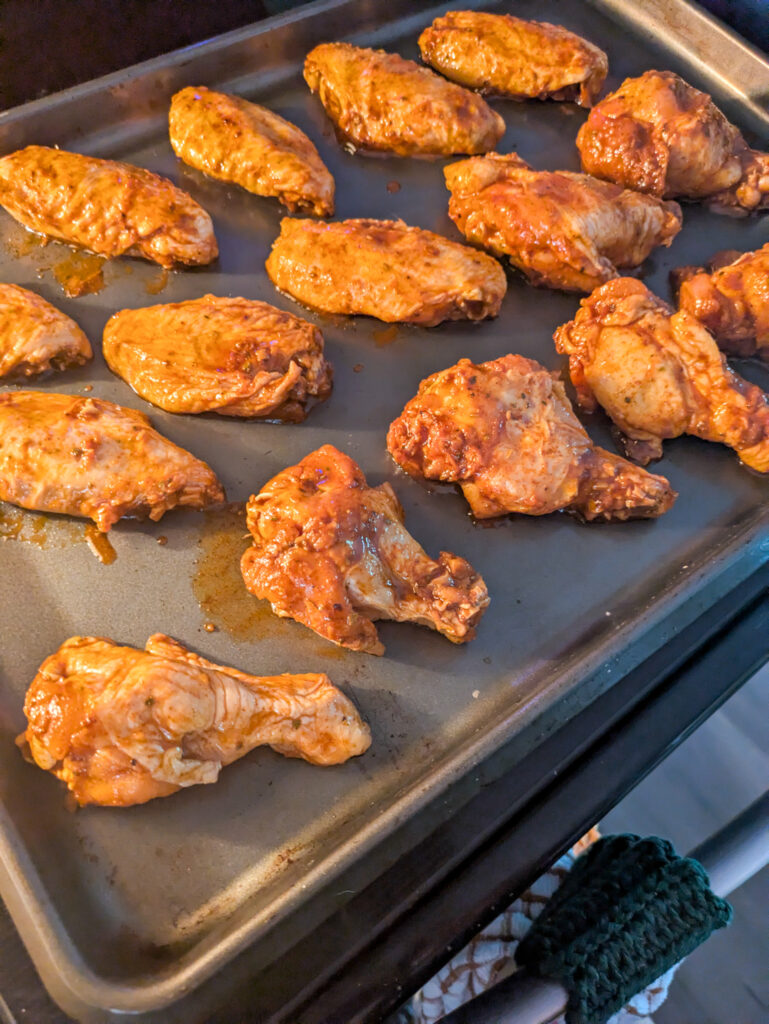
[19,634,371,807]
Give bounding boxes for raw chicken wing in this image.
[674,243,769,361]
[241,445,489,655]
[0,146,217,266]
[554,278,769,472]
[19,634,371,807]
[576,71,769,213]
[387,354,675,521]
[266,217,506,325]
[103,295,332,420]
[303,42,504,157]
[0,283,91,378]
[169,86,334,216]
[418,10,607,106]
[445,153,681,292]
[0,391,224,531]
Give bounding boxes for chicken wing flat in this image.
[387,354,675,521]
[0,146,218,267]
[303,42,504,157]
[418,10,608,107]
[266,217,506,325]
[576,71,769,213]
[0,283,91,378]
[0,391,224,531]
[674,244,769,361]
[241,445,489,655]
[169,86,334,216]
[444,153,681,292]
[19,633,371,807]
[103,295,332,421]
[554,278,769,472]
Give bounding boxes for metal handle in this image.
[439,791,769,1024]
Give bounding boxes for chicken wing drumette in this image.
[0,146,217,266]
[576,71,769,213]
[303,42,504,157]
[445,153,681,292]
[169,86,335,216]
[19,634,371,807]
[103,295,332,420]
[0,283,92,378]
[241,445,489,655]
[554,278,769,472]
[418,10,608,107]
[266,217,506,325]
[387,354,675,521]
[674,243,769,361]
[0,391,224,530]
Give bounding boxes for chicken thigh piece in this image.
[445,153,681,292]
[0,146,217,267]
[674,243,769,361]
[418,10,607,107]
[266,217,506,325]
[0,283,92,378]
[169,86,334,216]
[0,391,224,531]
[554,278,769,472]
[19,634,371,807]
[241,445,489,655]
[303,42,504,157]
[576,71,769,213]
[103,295,332,421]
[387,355,675,522]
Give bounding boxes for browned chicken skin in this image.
[241,445,489,655]
[266,217,506,325]
[169,86,335,216]
[418,10,608,107]
[0,283,91,378]
[576,71,769,213]
[0,146,217,267]
[554,278,769,472]
[445,153,682,292]
[0,391,224,531]
[674,244,769,361]
[303,42,504,157]
[103,295,332,421]
[387,354,675,521]
[19,634,371,807]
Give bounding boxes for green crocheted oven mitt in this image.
[514,834,732,1024]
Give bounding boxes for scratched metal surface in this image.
[0,0,767,1019]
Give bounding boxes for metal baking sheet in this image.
[0,0,767,1020]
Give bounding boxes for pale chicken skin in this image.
[576,71,769,213]
[266,217,506,325]
[303,42,504,157]
[554,278,769,472]
[169,86,334,216]
[19,634,371,807]
[0,283,92,378]
[675,244,769,361]
[445,153,682,292]
[0,146,218,267]
[418,10,608,107]
[387,354,675,521]
[0,391,224,531]
[241,445,489,656]
[103,295,332,421]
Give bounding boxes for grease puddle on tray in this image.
[193,504,279,640]
[0,501,86,548]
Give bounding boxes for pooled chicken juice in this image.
[193,503,279,640]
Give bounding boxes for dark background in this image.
[0,0,766,110]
